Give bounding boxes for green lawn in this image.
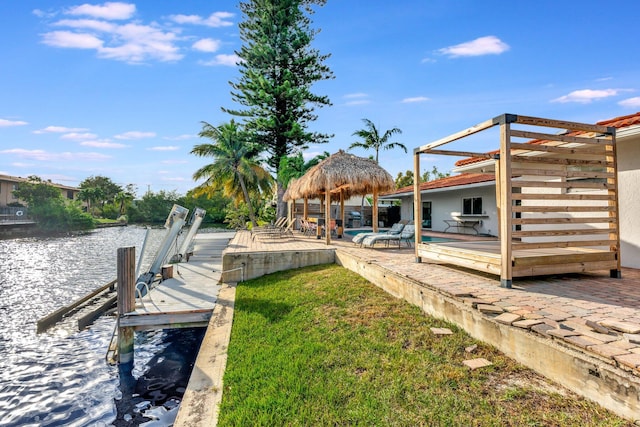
[218,264,631,426]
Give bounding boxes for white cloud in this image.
[198,53,241,67]
[439,35,509,58]
[345,99,371,106]
[401,96,430,103]
[42,30,103,49]
[67,2,136,20]
[80,140,128,148]
[552,89,620,104]
[11,162,34,168]
[169,14,201,25]
[192,38,222,52]
[0,118,28,127]
[163,134,197,141]
[149,146,180,151]
[54,18,116,32]
[34,125,88,134]
[40,6,235,64]
[343,93,371,106]
[99,23,183,63]
[42,17,182,63]
[619,97,640,108]
[344,93,369,99]
[1,148,111,161]
[170,12,234,27]
[61,132,98,140]
[114,131,156,140]
[162,159,189,164]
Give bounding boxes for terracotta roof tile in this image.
[387,173,495,196]
[454,112,640,167]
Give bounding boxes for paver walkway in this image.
[234,229,640,376]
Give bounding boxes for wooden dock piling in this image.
[117,246,136,366]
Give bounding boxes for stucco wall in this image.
[397,184,498,236]
[617,134,640,269]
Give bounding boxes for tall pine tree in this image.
[224,0,334,216]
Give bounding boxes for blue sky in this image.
[1,0,639,196]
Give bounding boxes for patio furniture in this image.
[362,225,415,248]
[443,218,480,235]
[351,222,405,247]
[250,217,286,237]
[299,218,318,237]
[252,218,295,240]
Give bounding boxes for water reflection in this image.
[0,226,213,426]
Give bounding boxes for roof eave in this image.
[380,179,495,198]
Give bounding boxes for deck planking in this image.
[119,232,235,331]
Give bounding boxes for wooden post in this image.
[607,130,622,278]
[316,195,322,240]
[499,123,513,288]
[372,190,379,233]
[303,197,308,220]
[338,189,345,238]
[117,246,136,366]
[413,151,422,262]
[325,178,331,245]
[494,159,501,238]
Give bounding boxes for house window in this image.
[462,197,482,215]
[422,201,432,228]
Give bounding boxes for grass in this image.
[218,264,632,426]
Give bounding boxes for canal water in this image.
[0,225,219,426]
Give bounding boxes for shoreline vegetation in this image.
[218,264,630,426]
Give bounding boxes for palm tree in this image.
[77,187,104,216]
[278,151,330,188]
[114,191,133,217]
[349,118,406,163]
[191,120,272,227]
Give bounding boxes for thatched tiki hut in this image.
[284,150,395,244]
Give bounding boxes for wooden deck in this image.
[418,240,617,278]
[119,232,235,331]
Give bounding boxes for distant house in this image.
[0,174,80,207]
[382,112,640,269]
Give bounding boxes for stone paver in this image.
[600,320,640,334]
[431,327,453,335]
[494,312,522,325]
[463,358,493,370]
[512,319,543,329]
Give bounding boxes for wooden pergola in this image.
[413,114,621,288]
[284,150,395,245]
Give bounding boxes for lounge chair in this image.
[250,217,286,237]
[362,224,415,248]
[252,218,295,240]
[351,222,405,247]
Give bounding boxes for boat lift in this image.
[135,204,189,296]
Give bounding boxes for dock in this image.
[118,232,235,331]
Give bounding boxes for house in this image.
[386,173,497,235]
[382,112,640,270]
[0,174,80,207]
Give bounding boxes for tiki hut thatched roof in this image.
[283,150,395,201]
